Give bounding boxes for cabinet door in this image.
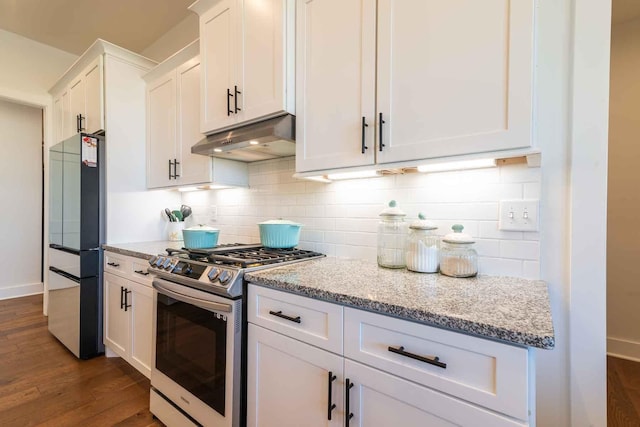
[68,75,85,136]
[345,360,526,427]
[199,0,238,133]
[237,0,290,124]
[104,272,130,358]
[176,57,212,185]
[247,324,343,427]
[83,56,104,134]
[52,93,64,144]
[376,0,534,164]
[146,70,177,188]
[295,0,376,173]
[128,281,153,378]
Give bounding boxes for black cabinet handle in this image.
[379,112,386,152]
[120,286,125,310]
[345,378,354,426]
[168,159,173,180]
[134,270,149,276]
[107,262,120,267]
[227,88,234,116]
[388,345,447,369]
[234,85,242,113]
[173,158,180,178]
[361,117,369,154]
[268,310,301,324]
[327,371,337,420]
[76,114,85,132]
[124,288,132,312]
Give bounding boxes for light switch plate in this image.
[499,200,539,231]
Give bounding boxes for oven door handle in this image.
[152,279,232,313]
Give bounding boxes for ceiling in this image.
[612,0,640,24]
[0,0,195,56]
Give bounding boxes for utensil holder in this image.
[167,222,185,241]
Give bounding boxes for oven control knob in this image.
[155,257,166,267]
[162,258,173,269]
[218,270,232,285]
[148,256,157,266]
[183,264,193,275]
[208,267,221,282]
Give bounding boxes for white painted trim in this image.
[569,0,611,426]
[607,338,640,362]
[0,283,44,301]
[143,40,199,82]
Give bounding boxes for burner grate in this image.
[165,245,324,268]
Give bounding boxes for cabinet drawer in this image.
[129,258,153,286]
[248,284,343,354]
[344,308,529,421]
[104,252,131,277]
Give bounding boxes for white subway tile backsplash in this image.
[500,240,540,260]
[185,159,542,279]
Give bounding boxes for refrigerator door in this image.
[48,267,81,357]
[49,133,103,252]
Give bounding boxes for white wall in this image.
[607,17,640,361]
[183,159,542,277]
[141,14,199,62]
[0,99,44,299]
[0,29,77,105]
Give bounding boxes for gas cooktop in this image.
[148,244,324,299]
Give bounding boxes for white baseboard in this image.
[607,337,640,362]
[0,282,44,301]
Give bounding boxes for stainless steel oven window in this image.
[155,291,228,416]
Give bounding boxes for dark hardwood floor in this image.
[609,355,640,426]
[0,294,162,427]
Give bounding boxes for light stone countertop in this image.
[245,258,555,350]
[103,241,184,259]
[102,242,554,349]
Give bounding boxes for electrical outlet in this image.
[498,200,539,231]
[208,206,218,224]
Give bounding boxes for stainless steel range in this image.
[148,244,324,427]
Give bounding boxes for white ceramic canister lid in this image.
[379,200,406,217]
[185,224,219,231]
[442,224,475,244]
[409,213,437,230]
[258,219,302,226]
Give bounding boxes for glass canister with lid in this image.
[439,224,478,277]
[406,213,439,273]
[377,200,408,269]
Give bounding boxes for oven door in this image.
[151,278,241,427]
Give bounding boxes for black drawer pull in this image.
[107,262,120,267]
[388,345,447,369]
[379,112,386,152]
[361,116,369,154]
[268,310,301,324]
[227,88,234,116]
[134,270,149,276]
[124,289,132,312]
[327,371,336,420]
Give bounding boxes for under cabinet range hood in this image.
[191,114,295,162]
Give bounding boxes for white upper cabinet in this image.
[53,56,104,142]
[146,70,177,188]
[295,0,535,174]
[376,0,534,164]
[143,41,249,189]
[190,0,295,135]
[295,0,377,172]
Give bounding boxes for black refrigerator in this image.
[48,132,105,359]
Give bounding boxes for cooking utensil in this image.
[257,219,302,248]
[183,225,220,249]
[172,210,184,221]
[181,205,192,220]
[165,208,175,222]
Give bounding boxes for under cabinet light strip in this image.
[417,158,496,173]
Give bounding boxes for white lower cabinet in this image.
[247,284,534,426]
[344,359,525,427]
[247,324,343,427]
[103,253,154,378]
